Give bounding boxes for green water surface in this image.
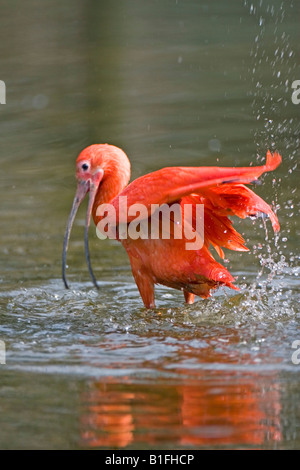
[0,0,299,449]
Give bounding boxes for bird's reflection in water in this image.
[80,371,282,448]
[81,386,135,448]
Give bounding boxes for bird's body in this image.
[63,144,281,308]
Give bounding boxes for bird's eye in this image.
[82,163,89,171]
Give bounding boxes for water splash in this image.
[243,0,299,304]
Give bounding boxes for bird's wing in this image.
[202,182,280,232]
[110,151,281,224]
[186,182,280,261]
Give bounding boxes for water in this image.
[0,0,299,449]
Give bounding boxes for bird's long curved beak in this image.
[62,170,104,290]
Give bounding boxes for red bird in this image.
[62,144,281,308]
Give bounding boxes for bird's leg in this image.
[134,273,156,308]
[184,290,195,305]
[127,255,156,308]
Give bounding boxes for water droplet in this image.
[32,94,49,110]
[208,139,221,152]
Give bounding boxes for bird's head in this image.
[62,144,131,290]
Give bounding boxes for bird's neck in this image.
[92,161,131,225]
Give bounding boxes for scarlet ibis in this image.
[62,144,281,308]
